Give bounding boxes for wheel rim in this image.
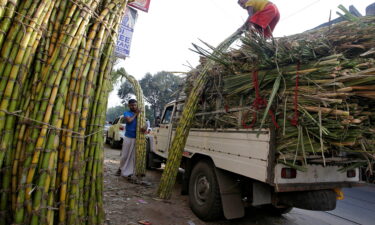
[194,175,210,205]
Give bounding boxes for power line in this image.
[281,0,321,21]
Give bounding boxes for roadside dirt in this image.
[103,145,374,225]
[103,146,271,225]
[103,146,209,225]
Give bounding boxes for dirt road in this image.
[103,146,211,225]
[103,146,374,225]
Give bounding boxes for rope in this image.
[0,109,103,139]
[242,70,279,129]
[291,62,301,126]
[2,0,121,42]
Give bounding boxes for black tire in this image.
[105,132,110,144]
[278,190,336,211]
[189,161,223,221]
[146,138,152,169]
[265,205,293,215]
[110,138,118,149]
[146,138,161,170]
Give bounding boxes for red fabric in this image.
[249,3,280,38]
[242,71,279,129]
[224,105,229,113]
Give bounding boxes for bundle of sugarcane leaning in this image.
[0,0,135,224]
[186,16,375,171]
[118,70,147,176]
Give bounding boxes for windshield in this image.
[162,106,174,124]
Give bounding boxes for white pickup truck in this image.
[147,100,360,221]
[105,116,126,148]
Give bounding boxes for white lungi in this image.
[120,137,136,177]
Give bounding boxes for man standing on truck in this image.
[238,0,280,38]
[116,99,142,178]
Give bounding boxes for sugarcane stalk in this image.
[303,106,350,116]
[0,4,52,220]
[94,42,116,223]
[121,71,147,176]
[0,0,50,169]
[64,41,87,225]
[0,0,131,223]
[14,2,99,223]
[183,16,375,171]
[157,29,243,199]
[0,0,19,48]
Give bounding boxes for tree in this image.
[140,71,183,120]
[106,105,128,122]
[116,68,135,104]
[145,105,154,126]
[117,81,135,104]
[117,70,183,125]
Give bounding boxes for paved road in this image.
[246,185,375,225]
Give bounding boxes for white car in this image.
[104,123,111,133]
[105,116,126,148]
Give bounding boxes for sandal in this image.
[127,176,140,184]
[140,180,152,187]
[115,169,121,176]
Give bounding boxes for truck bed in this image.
[183,128,272,183]
[151,127,360,191]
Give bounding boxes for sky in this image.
[108,0,374,108]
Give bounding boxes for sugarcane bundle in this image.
[0,0,133,224]
[184,16,375,171]
[118,70,147,177]
[157,30,243,199]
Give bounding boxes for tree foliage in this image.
[117,81,135,103]
[106,105,155,126]
[106,105,127,122]
[117,70,183,123]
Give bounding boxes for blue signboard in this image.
[115,7,138,58]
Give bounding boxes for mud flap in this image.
[214,168,245,219]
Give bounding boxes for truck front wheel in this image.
[146,138,161,169]
[189,161,223,221]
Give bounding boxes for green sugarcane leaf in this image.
[258,74,281,133]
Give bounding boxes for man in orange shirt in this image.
[238,0,280,38]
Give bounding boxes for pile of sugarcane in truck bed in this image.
[184,16,375,171]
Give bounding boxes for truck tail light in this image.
[347,170,356,178]
[119,126,124,131]
[281,168,297,179]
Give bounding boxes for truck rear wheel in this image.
[189,161,223,221]
[278,189,336,211]
[265,205,293,215]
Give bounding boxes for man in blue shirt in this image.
[116,99,141,178]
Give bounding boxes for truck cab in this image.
[147,100,360,221]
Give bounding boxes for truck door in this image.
[155,105,174,156]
